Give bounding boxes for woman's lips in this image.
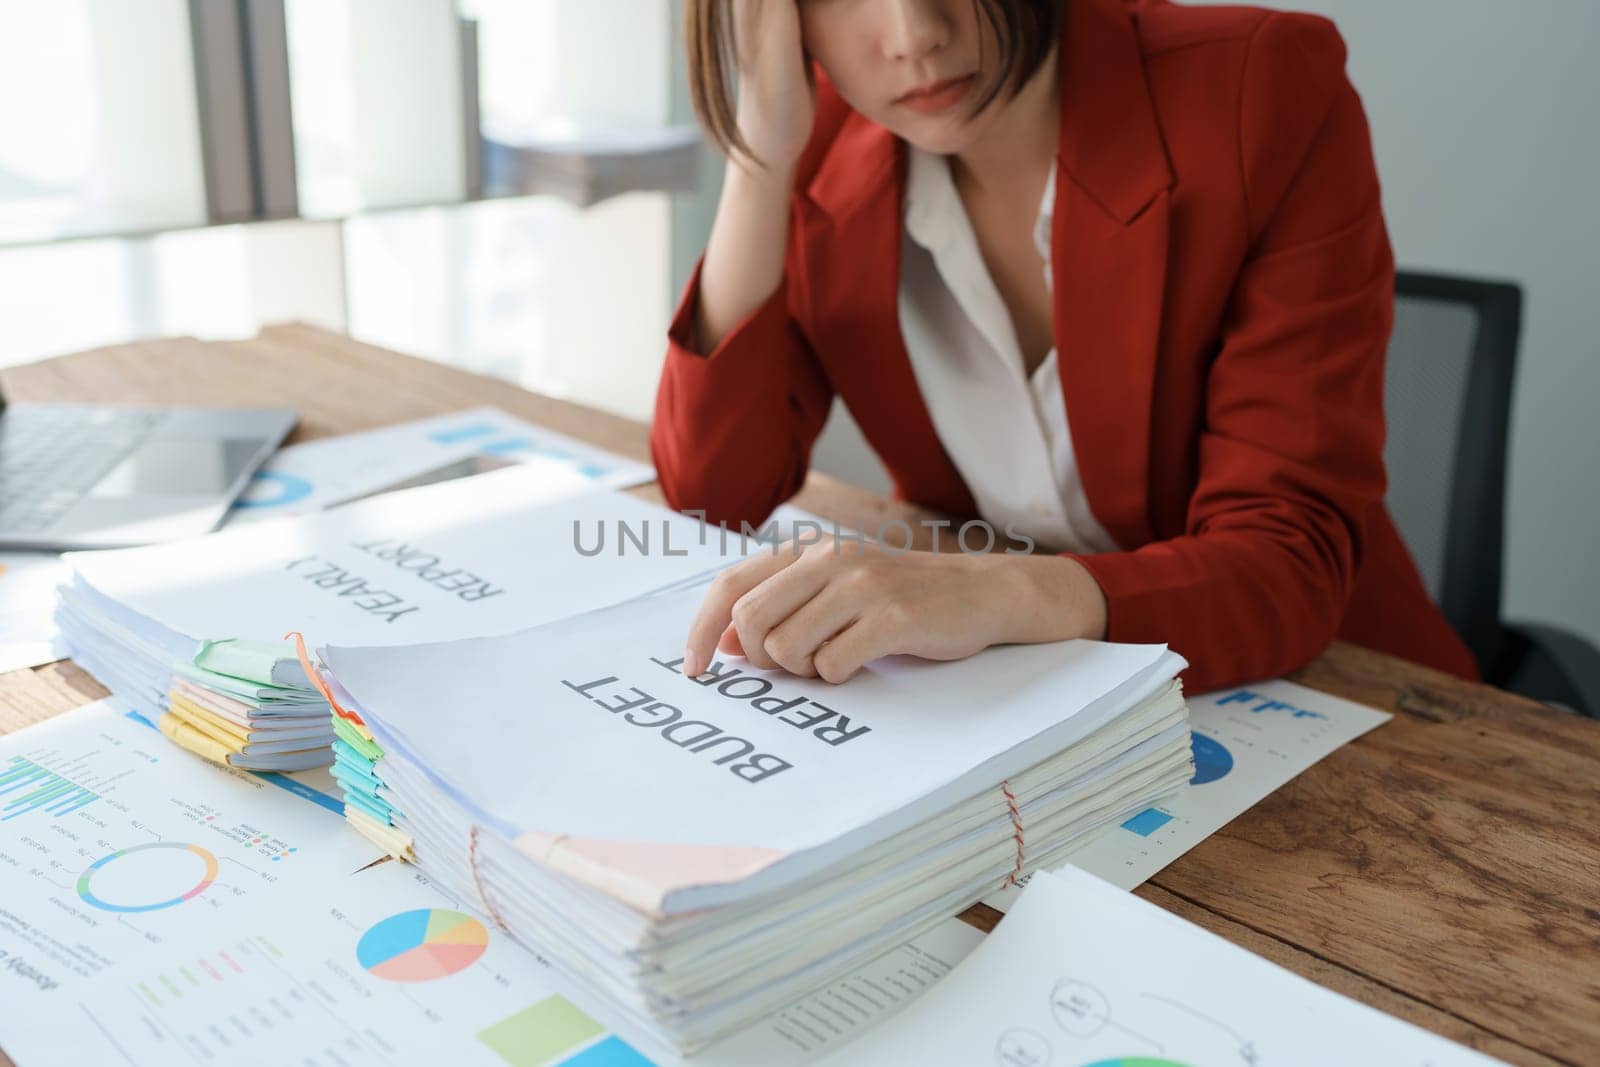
[894,73,977,115]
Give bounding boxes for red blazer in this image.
[650,0,1478,693]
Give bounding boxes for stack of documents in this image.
[158,642,333,769]
[329,690,413,856]
[53,462,725,772]
[313,579,1194,1058]
[985,678,1392,907]
[328,500,840,860]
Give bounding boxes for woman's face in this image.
[798,0,1014,155]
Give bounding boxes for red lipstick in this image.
[894,73,977,114]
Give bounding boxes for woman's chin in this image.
[885,118,982,157]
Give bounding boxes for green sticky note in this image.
[476,996,604,1067]
[192,639,298,687]
[332,715,385,761]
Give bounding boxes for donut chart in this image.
[76,842,218,913]
[357,908,488,982]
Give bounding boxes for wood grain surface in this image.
[1,324,1594,1067]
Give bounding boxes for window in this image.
[0,222,346,367]
[0,0,206,244]
[284,0,467,217]
[0,0,691,418]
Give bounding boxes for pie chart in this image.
[1188,733,1233,786]
[356,908,488,982]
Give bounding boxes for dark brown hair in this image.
[686,0,1066,163]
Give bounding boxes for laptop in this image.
[0,384,296,550]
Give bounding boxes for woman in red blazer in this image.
[652,0,1478,693]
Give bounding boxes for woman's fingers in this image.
[729,0,814,167]
[816,596,931,683]
[723,555,831,671]
[760,580,863,677]
[682,549,800,677]
[686,543,1060,685]
[810,612,900,685]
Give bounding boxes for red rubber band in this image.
[468,824,512,931]
[1001,780,1026,887]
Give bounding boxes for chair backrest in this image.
[1383,271,1521,674]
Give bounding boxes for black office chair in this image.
[1385,270,1600,716]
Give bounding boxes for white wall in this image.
[1275,0,1600,644]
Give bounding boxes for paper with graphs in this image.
[826,866,1499,1066]
[0,700,986,1067]
[0,699,377,1014]
[986,680,1389,908]
[227,406,654,523]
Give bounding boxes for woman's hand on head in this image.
[732,0,816,171]
[680,533,1110,684]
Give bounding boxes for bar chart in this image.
[0,755,102,820]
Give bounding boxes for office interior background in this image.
[1,0,1595,654]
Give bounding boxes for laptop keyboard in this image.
[0,407,165,532]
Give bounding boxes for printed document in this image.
[0,552,69,673]
[0,701,985,1067]
[227,406,654,523]
[826,866,1500,1066]
[986,679,1389,908]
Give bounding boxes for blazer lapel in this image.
[1052,0,1175,550]
[801,110,979,519]
[797,0,1175,536]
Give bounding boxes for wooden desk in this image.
[3,325,1595,1066]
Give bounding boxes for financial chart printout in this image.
[0,701,379,1007]
[0,701,986,1066]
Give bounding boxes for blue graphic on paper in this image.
[476,436,612,479]
[477,436,540,456]
[1215,687,1329,720]
[233,471,315,509]
[1121,809,1175,837]
[1188,733,1233,786]
[427,422,499,444]
[1117,734,1235,837]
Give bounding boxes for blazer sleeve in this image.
[1067,13,1392,692]
[649,211,835,530]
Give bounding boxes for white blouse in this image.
[897,145,1120,555]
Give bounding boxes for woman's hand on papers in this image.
[681,536,1109,683]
